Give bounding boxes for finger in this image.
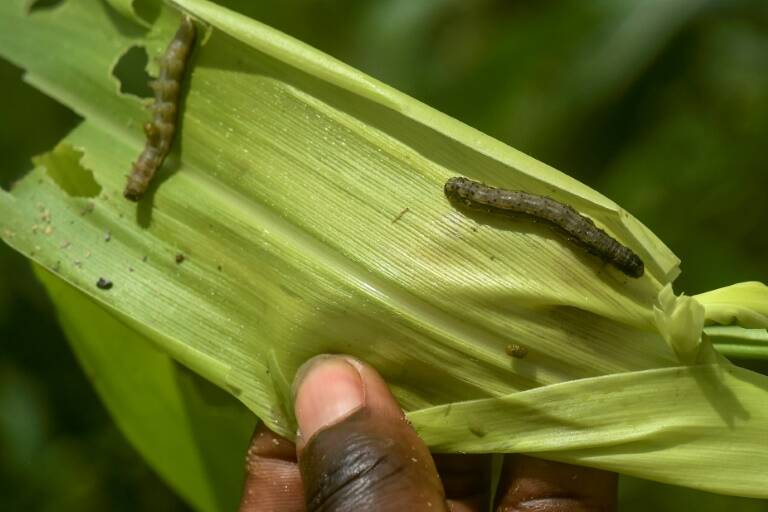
[294,355,449,512]
[238,424,304,512]
[494,454,617,512]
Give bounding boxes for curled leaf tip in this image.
[654,284,719,364]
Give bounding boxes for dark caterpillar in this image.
[124,16,196,201]
[444,177,645,278]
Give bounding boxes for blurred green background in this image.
[1,0,766,510]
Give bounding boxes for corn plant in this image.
[1,0,766,510]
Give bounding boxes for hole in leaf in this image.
[132,0,162,26]
[113,45,153,98]
[26,0,65,12]
[33,144,102,198]
[0,59,80,191]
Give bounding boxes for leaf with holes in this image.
[1,0,768,508]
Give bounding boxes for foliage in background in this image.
[1,0,766,510]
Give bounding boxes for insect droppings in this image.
[124,16,196,201]
[175,253,185,264]
[96,278,113,290]
[505,343,529,359]
[444,177,645,278]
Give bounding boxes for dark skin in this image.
[239,355,617,512]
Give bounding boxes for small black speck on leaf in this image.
[175,253,185,264]
[96,277,113,290]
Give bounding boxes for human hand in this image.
[238,355,617,511]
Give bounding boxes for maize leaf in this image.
[1,0,767,502]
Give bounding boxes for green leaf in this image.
[35,264,255,512]
[412,363,767,498]
[706,326,768,361]
[696,282,768,329]
[2,0,767,502]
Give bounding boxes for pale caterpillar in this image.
[444,177,645,278]
[124,16,196,201]
[505,343,528,358]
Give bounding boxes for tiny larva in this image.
[124,16,196,201]
[505,343,528,359]
[444,177,645,278]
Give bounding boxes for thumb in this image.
[293,355,448,512]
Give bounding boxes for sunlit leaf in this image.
[35,265,254,511]
[1,0,767,502]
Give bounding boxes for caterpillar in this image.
[444,176,645,278]
[124,16,196,201]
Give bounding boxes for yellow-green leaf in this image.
[1,0,767,502]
